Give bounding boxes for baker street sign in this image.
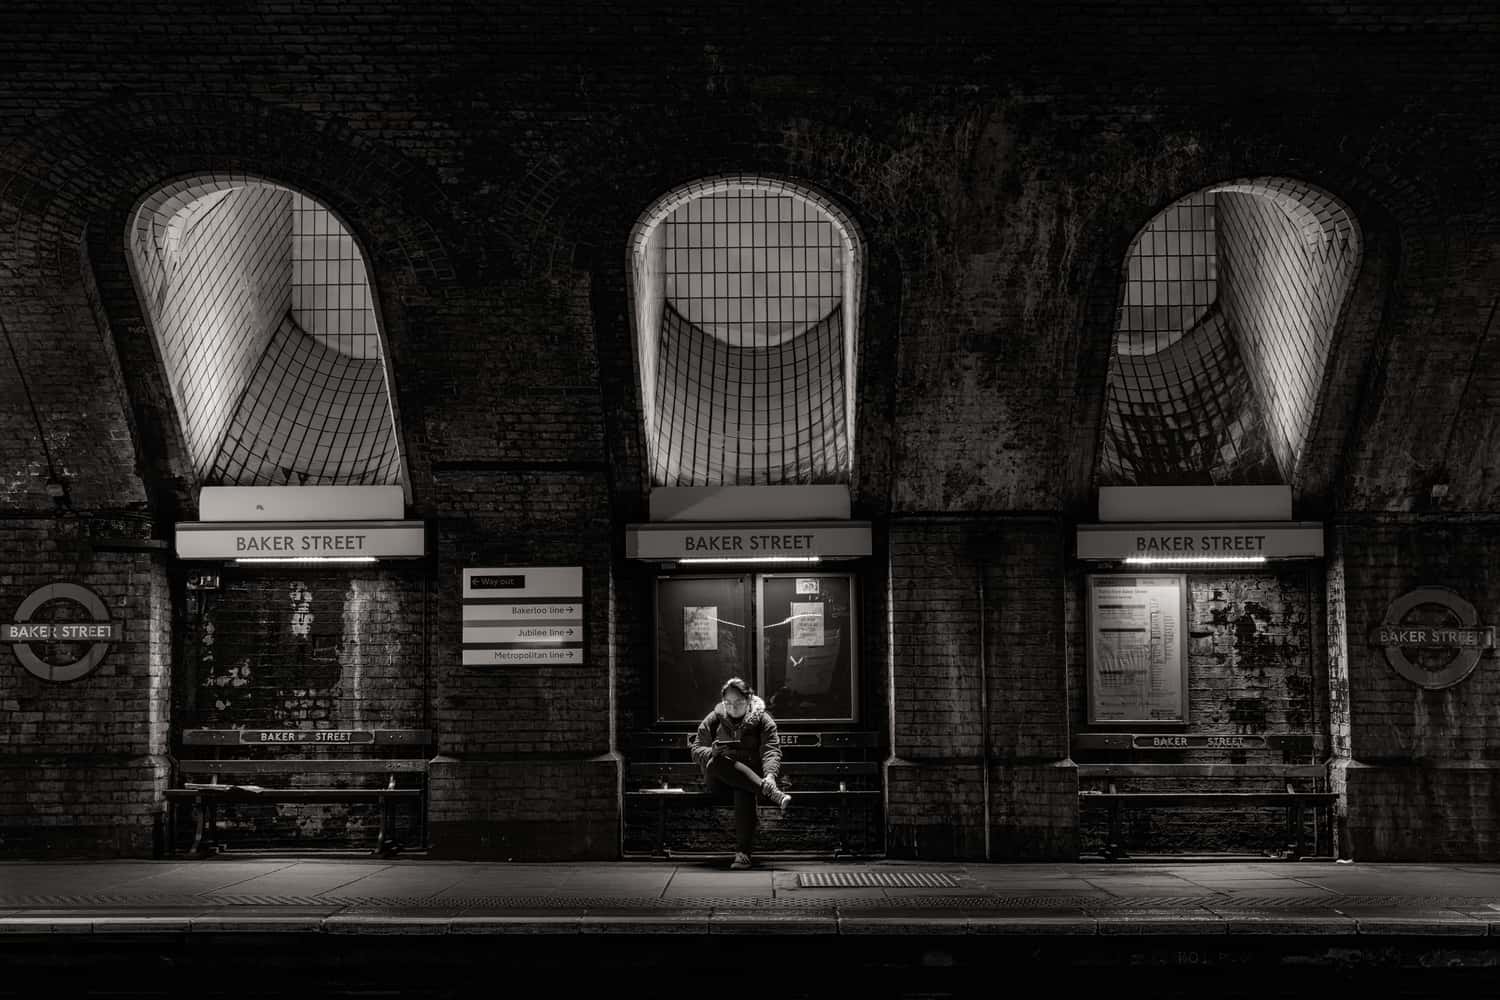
[5,582,120,682]
[1373,587,1495,690]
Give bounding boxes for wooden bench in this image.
[164,728,431,857]
[1073,733,1336,860]
[625,730,882,858]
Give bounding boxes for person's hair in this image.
[720,677,751,701]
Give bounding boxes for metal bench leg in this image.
[190,797,218,857]
[375,795,394,857]
[652,797,671,858]
[375,781,404,857]
[1105,800,1126,861]
[1287,800,1305,861]
[831,787,851,860]
[188,796,206,855]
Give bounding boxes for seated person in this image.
[690,677,792,870]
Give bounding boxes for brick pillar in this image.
[423,510,621,861]
[1332,520,1500,859]
[0,518,172,856]
[885,517,1076,860]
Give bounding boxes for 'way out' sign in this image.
[461,567,584,666]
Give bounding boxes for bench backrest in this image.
[1072,732,1318,753]
[182,728,431,748]
[628,730,879,752]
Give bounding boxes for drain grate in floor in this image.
[798,872,960,889]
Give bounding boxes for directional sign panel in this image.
[461,566,584,666]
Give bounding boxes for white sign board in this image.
[625,521,871,560]
[175,521,426,560]
[461,567,584,666]
[1086,574,1188,725]
[1076,523,1323,561]
[199,485,404,522]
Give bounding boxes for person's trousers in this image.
[704,757,768,854]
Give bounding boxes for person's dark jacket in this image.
[691,694,782,784]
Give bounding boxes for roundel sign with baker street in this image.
[4,582,120,682]
[1374,587,1495,690]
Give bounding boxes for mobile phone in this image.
[713,739,737,748]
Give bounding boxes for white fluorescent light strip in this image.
[1123,556,1267,565]
[234,557,379,565]
[677,556,823,565]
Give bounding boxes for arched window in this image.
[127,177,404,488]
[1101,178,1360,486]
[628,178,863,487]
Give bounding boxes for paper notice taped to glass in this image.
[684,606,719,651]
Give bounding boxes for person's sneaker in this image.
[772,790,792,813]
[730,852,753,870]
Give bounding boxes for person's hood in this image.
[714,694,766,725]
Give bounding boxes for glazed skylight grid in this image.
[1103,182,1359,486]
[1104,311,1266,483]
[210,314,399,486]
[1117,193,1216,356]
[291,194,379,359]
[653,305,846,485]
[649,187,850,486]
[130,184,292,477]
[660,189,843,347]
[130,178,404,489]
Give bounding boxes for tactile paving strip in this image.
[798,872,961,888]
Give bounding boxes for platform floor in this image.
[5,856,1500,931]
[6,857,1500,996]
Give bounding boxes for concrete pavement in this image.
[4,857,1500,935]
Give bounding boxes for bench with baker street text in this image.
[1073,732,1336,860]
[164,728,431,857]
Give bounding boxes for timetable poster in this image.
[1086,574,1187,725]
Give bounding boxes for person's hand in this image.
[761,776,778,795]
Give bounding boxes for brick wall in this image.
[887,518,1072,858]
[0,518,170,854]
[1332,520,1500,858]
[0,3,1496,860]
[424,478,618,860]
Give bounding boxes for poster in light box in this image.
[1085,574,1187,725]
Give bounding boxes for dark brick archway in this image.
[0,93,462,522]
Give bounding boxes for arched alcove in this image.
[1100,178,1361,486]
[127,176,405,489]
[627,177,865,487]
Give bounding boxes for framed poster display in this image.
[654,576,752,723]
[1085,574,1188,725]
[758,573,858,724]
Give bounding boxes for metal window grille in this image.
[649,187,849,486]
[210,314,401,486]
[1101,182,1359,486]
[129,179,403,488]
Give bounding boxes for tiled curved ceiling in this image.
[1101,179,1360,486]
[630,179,862,487]
[129,178,403,488]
